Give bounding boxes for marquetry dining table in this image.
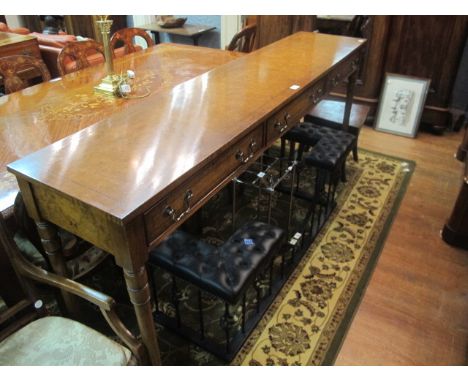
[5,33,366,365]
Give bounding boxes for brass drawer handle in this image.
[274,113,291,133]
[312,91,322,105]
[164,189,193,222]
[352,58,360,71]
[236,139,257,164]
[331,73,341,87]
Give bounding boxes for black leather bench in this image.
[148,221,284,357]
[281,122,356,236]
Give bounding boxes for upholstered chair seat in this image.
[0,316,135,366]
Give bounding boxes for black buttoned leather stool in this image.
[148,221,284,359]
[281,122,356,237]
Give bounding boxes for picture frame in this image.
[375,73,431,138]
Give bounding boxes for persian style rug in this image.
[11,148,414,366]
[232,149,414,366]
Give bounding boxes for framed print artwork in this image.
[375,73,431,138]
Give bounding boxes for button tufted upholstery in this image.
[149,222,284,303]
[283,122,323,146]
[304,125,356,170]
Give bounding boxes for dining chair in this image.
[57,40,105,76]
[0,55,51,94]
[226,24,257,53]
[110,27,154,55]
[0,213,146,365]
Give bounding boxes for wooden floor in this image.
[335,127,468,365]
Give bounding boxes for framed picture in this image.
[375,73,431,138]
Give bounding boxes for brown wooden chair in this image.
[0,55,51,94]
[0,213,146,365]
[227,24,257,53]
[110,27,154,55]
[57,40,105,76]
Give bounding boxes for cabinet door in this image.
[384,16,468,109]
[254,16,317,49]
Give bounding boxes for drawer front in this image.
[328,53,360,91]
[265,80,328,144]
[144,125,264,246]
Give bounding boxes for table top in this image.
[8,32,365,222]
[139,23,216,37]
[0,31,37,47]
[0,43,243,214]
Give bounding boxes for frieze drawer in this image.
[265,81,328,144]
[143,125,264,247]
[265,91,309,144]
[328,54,360,91]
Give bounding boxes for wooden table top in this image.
[0,43,243,214]
[8,32,365,222]
[0,31,37,47]
[140,23,216,37]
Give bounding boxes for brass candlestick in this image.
[94,16,121,96]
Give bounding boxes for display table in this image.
[7,33,365,365]
[139,22,216,46]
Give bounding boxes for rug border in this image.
[321,148,416,365]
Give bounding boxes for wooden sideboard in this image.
[250,16,317,49]
[7,33,365,365]
[0,32,42,90]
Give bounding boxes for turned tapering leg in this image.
[123,265,162,366]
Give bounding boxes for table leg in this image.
[34,220,80,316]
[123,264,162,366]
[151,31,161,44]
[192,35,201,46]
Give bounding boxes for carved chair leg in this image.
[34,220,80,317]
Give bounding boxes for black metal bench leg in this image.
[224,302,231,353]
[242,293,246,334]
[268,258,274,296]
[341,159,347,183]
[232,180,237,232]
[353,143,358,162]
[255,277,261,313]
[171,275,181,328]
[149,267,160,314]
[198,289,205,340]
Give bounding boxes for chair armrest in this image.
[11,242,114,310]
[0,215,146,363]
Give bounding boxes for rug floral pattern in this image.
[232,150,412,365]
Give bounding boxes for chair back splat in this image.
[110,28,154,55]
[227,24,257,53]
[57,40,105,76]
